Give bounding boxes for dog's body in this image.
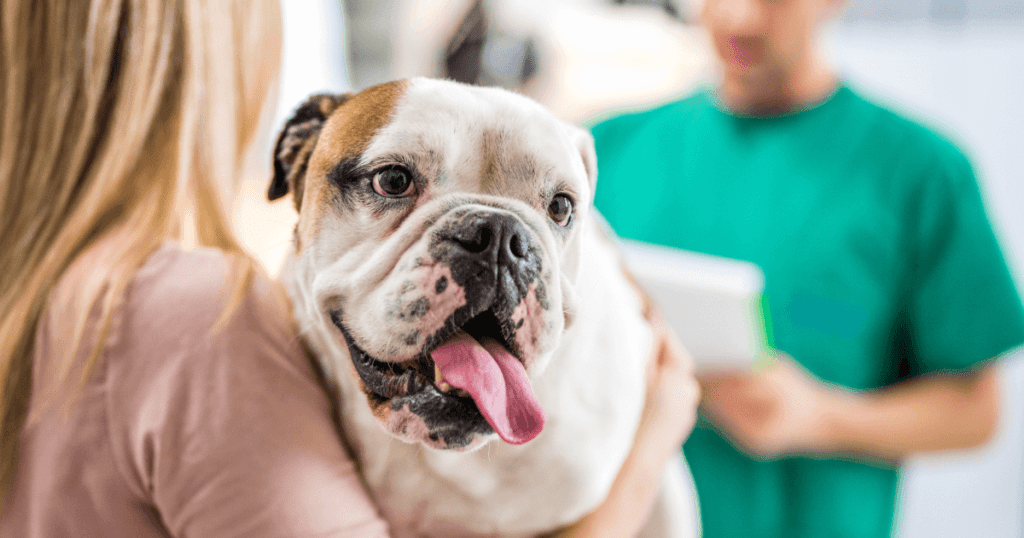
[270,78,697,537]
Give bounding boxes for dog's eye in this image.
[372,167,415,197]
[548,194,574,227]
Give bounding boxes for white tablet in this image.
[617,239,773,372]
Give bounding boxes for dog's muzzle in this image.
[432,211,541,314]
[335,208,551,449]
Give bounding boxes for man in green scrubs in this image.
[590,0,1024,537]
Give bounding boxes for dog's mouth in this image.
[331,306,546,448]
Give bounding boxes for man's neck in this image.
[718,52,838,117]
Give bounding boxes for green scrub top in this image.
[590,85,1024,538]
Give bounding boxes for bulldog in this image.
[268,78,697,538]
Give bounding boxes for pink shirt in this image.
[0,243,390,537]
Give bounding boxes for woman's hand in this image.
[634,313,701,462]
[551,312,700,538]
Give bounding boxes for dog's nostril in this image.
[509,233,526,259]
[455,226,492,254]
[449,213,534,265]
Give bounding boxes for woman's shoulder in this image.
[126,242,292,343]
[132,241,251,317]
[104,243,391,536]
[105,241,304,394]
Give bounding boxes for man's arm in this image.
[699,356,1000,464]
[825,364,999,461]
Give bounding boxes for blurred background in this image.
[234,1,1024,536]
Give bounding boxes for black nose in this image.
[427,209,545,342]
[448,212,535,269]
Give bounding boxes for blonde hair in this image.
[0,0,282,507]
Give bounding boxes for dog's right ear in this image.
[269,93,352,206]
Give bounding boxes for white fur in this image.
[282,78,698,537]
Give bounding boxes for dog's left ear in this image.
[567,125,598,197]
[269,93,352,207]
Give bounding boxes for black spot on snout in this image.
[435,276,448,294]
[406,297,430,319]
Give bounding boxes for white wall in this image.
[826,21,1024,538]
[236,0,350,275]
[276,0,350,127]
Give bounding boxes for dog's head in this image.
[270,78,596,451]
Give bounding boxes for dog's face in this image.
[270,79,596,451]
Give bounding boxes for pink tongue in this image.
[430,330,545,444]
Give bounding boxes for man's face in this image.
[700,0,835,98]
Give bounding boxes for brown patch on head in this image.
[270,93,351,209]
[312,81,409,165]
[282,80,409,251]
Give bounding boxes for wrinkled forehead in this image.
[317,78,591,203]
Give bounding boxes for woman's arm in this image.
[551,315,700,538]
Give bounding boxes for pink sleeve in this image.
[104,247,391,538]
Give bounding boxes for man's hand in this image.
[699,355,1000,463]
[699,356,842,458]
